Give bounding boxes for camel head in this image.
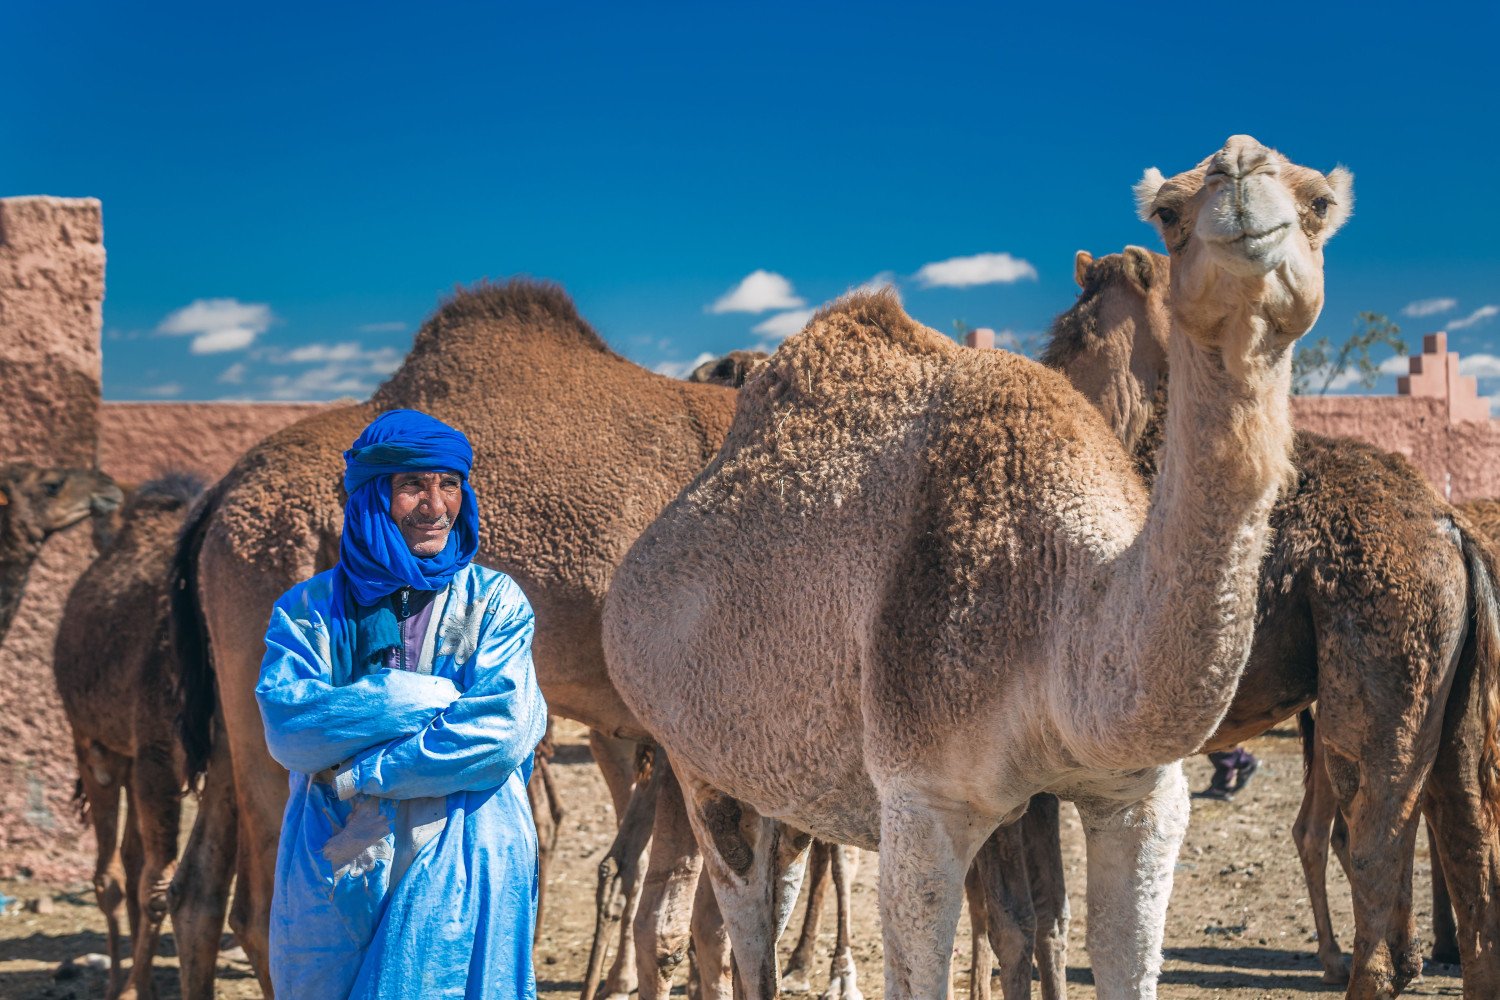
[1134,135,1353,372]
[0,463,124,550]
[687,350,771,388]
[1041,246,1171,454]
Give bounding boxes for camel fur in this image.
[603,136,1350,1000]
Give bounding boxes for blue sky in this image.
[4,1,1497,401]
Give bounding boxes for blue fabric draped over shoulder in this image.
[256,563,548,999]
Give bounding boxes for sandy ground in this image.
[0,721,1466,999]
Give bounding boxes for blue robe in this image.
[256,562,548,999]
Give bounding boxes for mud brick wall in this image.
[99,401,329,487]
[1291,396,1500,503]
[0,197,105,878]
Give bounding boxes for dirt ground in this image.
[0,721,1466,999]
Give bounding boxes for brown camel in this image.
[0,461,123,639]
[168,295,747,997]
[603,136,1351,999]
[1038,246,1500,999]
[53,475,204,1000]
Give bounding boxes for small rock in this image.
[25,895,55,914]
[221,945,249,963]
[54,953,110,980]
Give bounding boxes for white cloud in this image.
[261,365,378,401]
[271,342,405,375]
[914,252,1037,289]
[357,321,407,334]
[1448,305,1499,330]
[157,298,274,354]
[653,352,718,380]
[1461,353,1500,378]
[144,382,184,397]
[1378,354,1411,376]
[1402,297,1458,318]
[752,308,817,341]
[848,271,898,296]
[218,362,247,384]
[709,270,805,314]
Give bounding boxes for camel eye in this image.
[1155,206,1179,227]
[1312,196,1329,219]
[43,479,63,498]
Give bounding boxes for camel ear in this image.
[1123,246,1155,291]
[1134,167,1166,225]
[1073,250,1094,289]
[1321,166,1355,240]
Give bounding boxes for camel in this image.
[1041,246,1500,999]
[0,461,123,639]
[168,304,753,997]
[601,135,1352,1000]
[52,475,204,1000]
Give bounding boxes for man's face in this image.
[389,471,463,557]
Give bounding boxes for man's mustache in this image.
[402,513,452,531]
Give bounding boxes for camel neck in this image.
[1089,313,1292,767]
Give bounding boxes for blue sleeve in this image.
[255,602,461,775]
[334,585,549,801]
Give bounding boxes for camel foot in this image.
[781,967,814,994]
[1428,946,1462,968]
[1318,954,1350,985]
[602,993,632,1000]
[817,974,863,1000]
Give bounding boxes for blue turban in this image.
[336,409,481,665]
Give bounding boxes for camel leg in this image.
[1022,793,1070,1000]
[78,744,131,1000]
[122,791,144,948]
[1422,664,1500,999]
[783,840,831,994]
[963,862,993,1000]
[121,741,181,1000]
[692,869,734,1000]
[876,788,997,1000]
[678,776,786,1000]
[821,845,863,1000]
[1426,821,1460,965]
[585,741,660,1000]
[633,756,703,1000]
[528,746,559,947]
[170,727,238,1000]
[1319,737,1429,1000]
[1291,735,1349,984]
[1075,765,1189,1000]
[972,819,1036,1000]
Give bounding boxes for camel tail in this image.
[171,477,229,790]
[1458,524,1500,831]
[1297,708,1317,785]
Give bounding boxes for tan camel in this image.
[0,462,122,639]
[52,475,204,1000]
[167,298,747,997]
[1043,247,1500,999]
[603,135,1352,1000]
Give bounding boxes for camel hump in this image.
[376,278,620,406]
[129,472,208,513]
[803,288,953,360]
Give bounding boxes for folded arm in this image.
[256,603,460,775]
[333,586,548,801]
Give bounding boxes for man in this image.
[255,409,547,998]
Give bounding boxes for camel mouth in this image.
[91,487,125,515]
